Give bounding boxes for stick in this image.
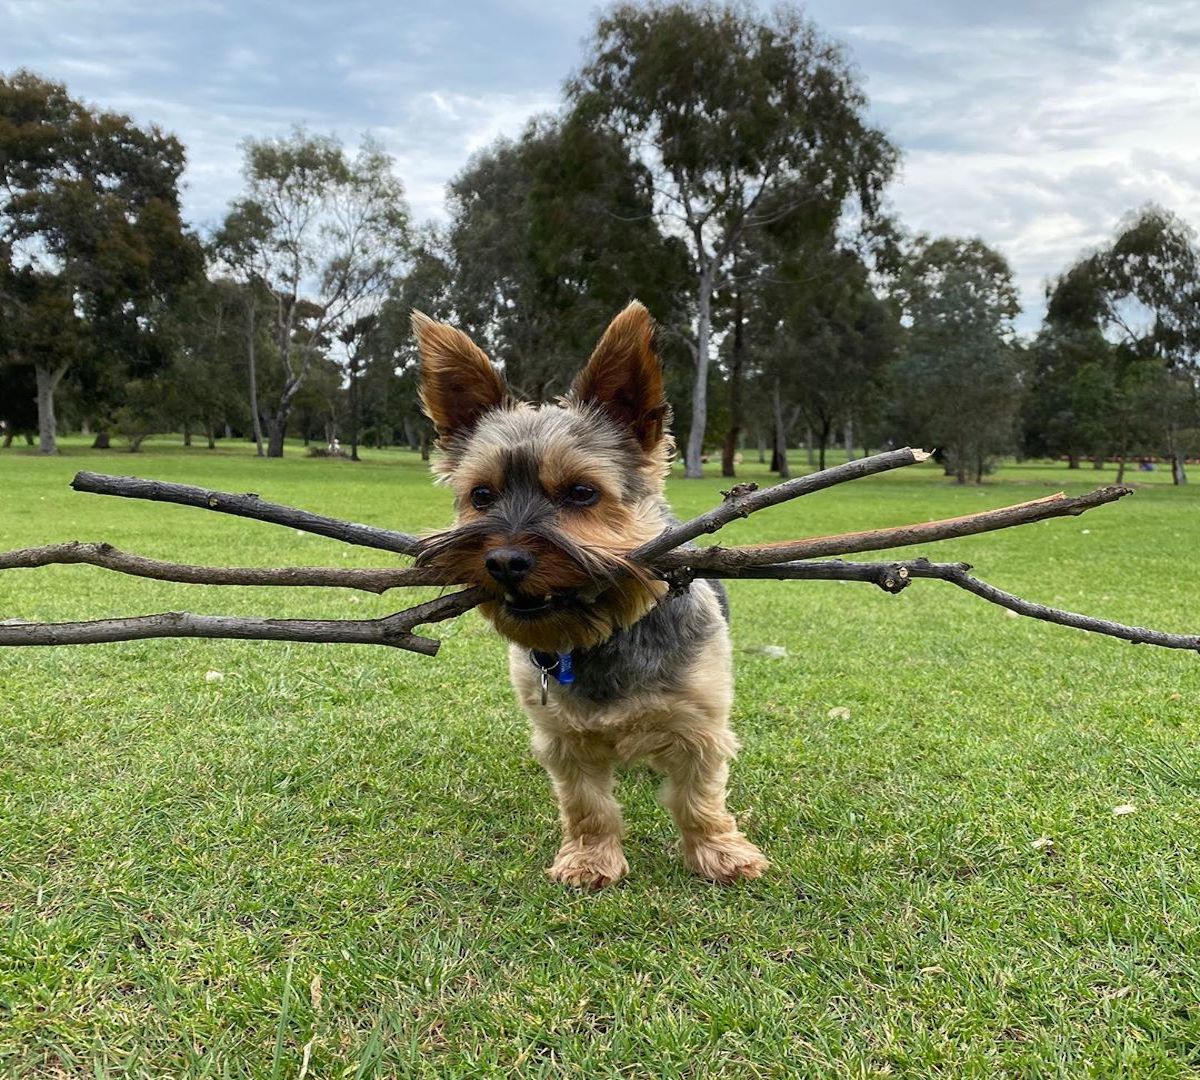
[629,446,931,563]
[0,542,445,592]
[694,557,1200,652]
[0,468,1189,658]
[689,557,971,592]
[0,587,487,654]
[927,565,1200,652]
[71,472,424,557]
[655,486,1133,569]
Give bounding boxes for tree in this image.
[743,244,895,475]
[1046,206,1200,484]
[0,70,198,454]
[212,131,410,457]
[890,237,1022,483]
[444,114,688,401]
[0,362,37,446]
[570,1,896,476]
[1023,324,1116,469]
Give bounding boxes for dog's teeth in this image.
[543,593,553,602]
[505,592,515,602]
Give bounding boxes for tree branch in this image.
[0,459,1189,659]
[692,557,1200,652]
[71,472,423,556]
[0,541,445,591]
[0,587,487,654]
[655,486,1134,569]
[629,446,931,562]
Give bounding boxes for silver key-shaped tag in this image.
[540,668,549,706]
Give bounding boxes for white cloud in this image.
[1,0,1196,333]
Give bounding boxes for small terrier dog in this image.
[413,301,767,888]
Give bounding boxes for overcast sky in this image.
[4,0,1198,332]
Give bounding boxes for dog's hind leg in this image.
[651,725,768,884]
[532,730,628,890]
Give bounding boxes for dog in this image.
[412,300,767,888]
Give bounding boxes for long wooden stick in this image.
[630,446,931,562]
[0,587,487,653]
[656,486,1133,569]
[0,465,1189,657]
[0,541,443,592]
[71,472,424,556]
[691,557,1200,652]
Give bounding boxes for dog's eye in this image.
[470,485,495,511]
[563,483,599,508]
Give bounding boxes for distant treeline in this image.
[2,3,1198,482]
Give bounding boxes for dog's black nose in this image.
[485,546,535,587]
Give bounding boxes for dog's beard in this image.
[417,521,665,651]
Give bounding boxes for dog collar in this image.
[530,650,575,705]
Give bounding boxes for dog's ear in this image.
[573,300,668,451]
[412,312,508,441]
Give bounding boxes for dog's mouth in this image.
[496,588,590,620]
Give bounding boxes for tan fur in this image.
[412,311,507,443]
[416,302,767,887]
[511,584,766,886]
[573,300,669,451]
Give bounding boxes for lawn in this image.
[2,437,1199,1077]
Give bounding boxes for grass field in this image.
[2,436,1200,1077]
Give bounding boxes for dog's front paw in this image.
[685,833,769,884]
[547,838,628,890]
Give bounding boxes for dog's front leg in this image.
[531,730,628,890]
[652,728,768,884]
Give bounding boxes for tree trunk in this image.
[348,363,361,462]
[92,432,111,449]
[1092,456,1104,469]
[720,286,745,478]
[756,428,766,464]
[805,428,815,467]
[843,417,856,462]
[1067,454,1080,469]
[266,412,288,458]
[402,415,419,451]
[817,422,830,471]
[1166,418,1188,485]
[35,362,66,456]
[2,430,12,448]
[246,301,265,458]
[206,424,217,450]
[183,423,192,447]
[1115,456,1127,484]
[684,269,714,478]
[420,429,432,462]
[772,379,789,479]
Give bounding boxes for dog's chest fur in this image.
[509,580,732,742]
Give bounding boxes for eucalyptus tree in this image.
[570,1,896,476]
[0,70,198,453]
[1048,206,1200,484]
[213,131,410,456]
[890,237,1022,483]
[444,113,688,402]
[745,241,896,475]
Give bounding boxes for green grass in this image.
[2,436,1199,1077]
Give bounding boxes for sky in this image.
[3,0,1198,333]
